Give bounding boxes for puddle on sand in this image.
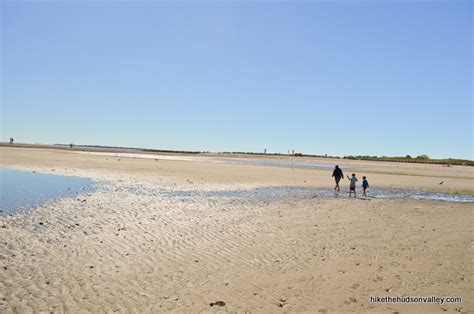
[217,187,472,203]
[363,188,474,203]
[0,168,96,215]
[126,185,474,204]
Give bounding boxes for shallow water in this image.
[364,188,474,203]
[1,166,471,218]
[0,168,96,215]
[210,158,345,170]
[128,185,474,204]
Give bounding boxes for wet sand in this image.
[0,146,473,313]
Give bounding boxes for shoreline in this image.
[1,146,473,196]
[1,165,473,205]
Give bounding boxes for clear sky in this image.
[1,0,472,159]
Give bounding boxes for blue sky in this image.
[1,0,472,159]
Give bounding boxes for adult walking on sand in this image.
[332,165,344,192]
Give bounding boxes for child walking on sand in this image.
[362,176,369,197]
[347,173,358,198]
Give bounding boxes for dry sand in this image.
[0,146,473,313]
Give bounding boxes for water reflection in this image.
[127,186,474,203]
[0,168,95,215]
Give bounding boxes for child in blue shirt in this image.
[362,176,369,197]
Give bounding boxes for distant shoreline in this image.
[1,142,472,166]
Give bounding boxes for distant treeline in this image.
[342,155,474,166]
[221,151,473,166]
[221,151,340,158]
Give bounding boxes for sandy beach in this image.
[0,146,473,313]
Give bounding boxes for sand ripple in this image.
[0,181,472,312]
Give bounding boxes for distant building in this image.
[9,137,14,144]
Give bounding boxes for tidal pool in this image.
[0,168,95,215]
[126,185,474,204]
